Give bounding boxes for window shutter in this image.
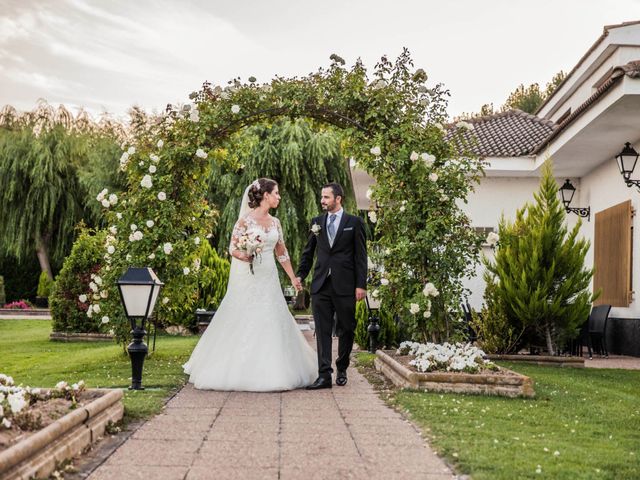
[593,200,633,306]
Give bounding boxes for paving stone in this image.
[187,467,279,479]
[103,439,200,466]
[89,465,189,480]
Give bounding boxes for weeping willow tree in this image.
[208,118,354,267]
[0,102,125,279]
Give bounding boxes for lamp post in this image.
[559,179,590,221]
[116,267,163,390]
[616,142,640,190]
[365,291,381,354]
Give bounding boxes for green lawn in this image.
[0,319,199,421]
[356,353,640,480]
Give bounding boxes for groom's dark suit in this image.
[297,210,367,379]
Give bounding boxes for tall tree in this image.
[208,118,354,267]
[0,103,123,279]
[486,160,595,354]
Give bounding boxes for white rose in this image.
[146,220,155,228]
[101,199,110,208]
[140,175,153,189]
[368,211,377,223]
[92,304,101,313]
[399,206,405,212]
[365,188,373,200]
[139,161,144,166]
[194,236,201,245]
[109,226,117,235]
[183,267,190,275]
[410,151,419,161]
[434,122,445,133]
[380,278,389,286]
[429,173,439,182]
[409,303,420,314]
[162,296,169,305]
[55,381,68,390]
[94,275,102,285]
[195,148,207,159]
[421,152,436,166]
[149,165,157,173]
[101,316,109,324]
[130,224,138,231]
[119,152,129,165]
[372,289,379,298]
[456,121,474,131]
[89,282,98,292]
[150,154,159,163]
[158,192,167,201]
[2,418,11,429]
[148,253,156,260]
[231,104,240,114]
[127,146,136,155]
[486,231,500,246]
[133,230,143,241]
[116,212,123,220]
[157,140,164,148]
[100,290,108,299]
[370,146,381,156]
[78,294,88,303]
[7,392,27,414]
[126,254,132,261]
[96,188,108,202]
[423,310,431,318]
[163,242,173,255]
[86,305,93,318]
[190,110,200,122]
[107,245,115,254]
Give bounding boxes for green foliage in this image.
[486,159,595,355]
[503,70,566,114]
[0,275,5,306]
[50,228,104,333]
[36,271,54,298]
[209,118,353,269]
[354,300,398,350]
[470,270,522,354]
[194,241,230,311]
[0,103,124,277]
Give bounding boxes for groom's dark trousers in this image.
[297,212,367,379]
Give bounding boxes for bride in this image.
[183,178,317,391]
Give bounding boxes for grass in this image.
[355,353,640,480]
[0,319,199,421]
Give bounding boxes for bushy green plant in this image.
[49,228,104,333]
[0,275,5,306]
[354,300,398,350]
[36,271,53,298]
[485,160,596,355]
[470,270,522,354]
[195,241,229,311]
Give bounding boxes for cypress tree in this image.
[487,159,595,355]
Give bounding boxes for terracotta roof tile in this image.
[449,110,557,157]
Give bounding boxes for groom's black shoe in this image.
[306,377,332,390]
[336,370,348,386]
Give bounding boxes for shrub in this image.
[4,300,32,310]
[49,229,104,333]
[194,240,229,311]
[354,300,398,350]
[36,271,54,298]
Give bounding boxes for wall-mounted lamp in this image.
[615,142,640,190]
[559,179,590,221]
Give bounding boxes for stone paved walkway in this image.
[88,333,454,480]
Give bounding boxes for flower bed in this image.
[0,374,123,479]
[375,342,535,398]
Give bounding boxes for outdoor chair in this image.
[583,304,611,359]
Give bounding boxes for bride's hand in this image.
[235,252,252,262]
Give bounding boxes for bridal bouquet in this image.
[237,232,264,274]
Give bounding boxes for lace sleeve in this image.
[274,218,290,263]
[228,217,248,256]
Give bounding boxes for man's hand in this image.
[293,277,303,293]
[355,288,367,301]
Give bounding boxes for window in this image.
[593,200,633,306]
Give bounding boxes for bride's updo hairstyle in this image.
[248,178,278,208]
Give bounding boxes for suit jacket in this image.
[297,211,367,296]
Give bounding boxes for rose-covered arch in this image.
[94,50,483,345]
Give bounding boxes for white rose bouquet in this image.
[237,232,264,275]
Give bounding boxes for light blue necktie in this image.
[328,214,337,245]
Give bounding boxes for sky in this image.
[1,0,639,122]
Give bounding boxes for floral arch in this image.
[93,50,484,345]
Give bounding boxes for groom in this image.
[295,183,367,389]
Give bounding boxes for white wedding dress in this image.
[183,213,317,391]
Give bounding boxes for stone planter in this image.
[487,354,584,368]
[49,332,114,342]
[195,310,216,333]
[375,350,535,398]
[0,309,50,317]
[0,389,124,480]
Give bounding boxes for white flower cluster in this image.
[97,189,118,209]
[456,120,474,131]
[486,231,499,247]
[409,151,436,167]
[397,341,493,373]
[179,103,200,122]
